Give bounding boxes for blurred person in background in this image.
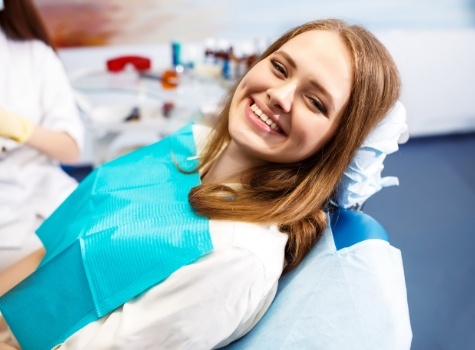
[0,0,85,272]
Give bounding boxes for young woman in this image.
[0,18,405,349]
[0,0,85,272]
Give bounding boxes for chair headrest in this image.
[336,101,408,210]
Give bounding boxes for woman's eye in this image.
[271,60,287,77]
[308,96,327,115]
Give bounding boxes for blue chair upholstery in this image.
[330,208,389,250]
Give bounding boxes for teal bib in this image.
[0,123,213,350]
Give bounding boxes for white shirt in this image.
[52,125,288,349]
[58,221,288,350]
[0,30,84,250]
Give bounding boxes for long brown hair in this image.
[0,0,53,48]
[189,19,401,272]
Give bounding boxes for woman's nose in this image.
[267,82,297,113]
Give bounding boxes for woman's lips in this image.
[247,99,286,136]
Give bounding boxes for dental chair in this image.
[225,207,412,349]
[225,102,412,350]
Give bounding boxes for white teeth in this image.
[250,103,281,132]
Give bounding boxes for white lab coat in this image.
[0,30,84,270]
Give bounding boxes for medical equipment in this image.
[106,55,151,73]
[70,58,226,165]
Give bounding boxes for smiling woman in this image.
[0,18,409,350]
[226,30,352,165]
[192,19,401,271]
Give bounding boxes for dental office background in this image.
[34,0,475,140]
[29,0,475,348]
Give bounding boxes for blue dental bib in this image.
[0,123,212,350]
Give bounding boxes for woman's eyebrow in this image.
[274,51,296,69]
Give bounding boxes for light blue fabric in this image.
[0,123,213,350]
[336,101,407,209]
[225,209,411,349]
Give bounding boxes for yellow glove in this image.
[0,107,35,143]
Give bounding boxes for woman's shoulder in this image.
[1,35,60,80]
[209,220,287,284]
[27,40,59,68]
[0,31,52,55]
[0,33,45,63]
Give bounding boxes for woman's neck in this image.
[201,141,268,184]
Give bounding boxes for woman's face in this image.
[228,30,353,165]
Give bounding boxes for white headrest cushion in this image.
[336,101,408,209]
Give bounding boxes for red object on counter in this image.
[106,56,151,72]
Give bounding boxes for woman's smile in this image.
[245,99,286,136]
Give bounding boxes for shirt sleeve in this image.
[58,247,275,350]
[33,42,85,153]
